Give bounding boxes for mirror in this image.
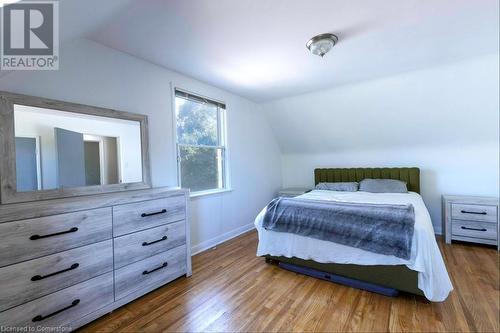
[0,91,151,204]
[14,105,143,191]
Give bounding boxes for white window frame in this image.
[171,85,231,197]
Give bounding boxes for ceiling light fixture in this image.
[306,33,338,57]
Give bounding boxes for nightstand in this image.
[442,195,499,250]
[278,187,311,198]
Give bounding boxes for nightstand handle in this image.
[461,210,487,215]
[461,226,487,232]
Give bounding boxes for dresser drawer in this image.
[451,203,498,223]
[0,240,112,312]
[114,245,186,300]
[0,272,113,328]
[113,196,185,236]
[114,221,186,269]
[0,208,112,268]
[452,220,498,240]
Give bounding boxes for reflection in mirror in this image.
[14,104,143,192]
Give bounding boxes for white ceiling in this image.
[55,0,500,102]
[57,0,136,45]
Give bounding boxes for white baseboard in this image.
[191,222,256,256]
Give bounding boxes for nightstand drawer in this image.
[452,220,498,240]
[452,203,497,223]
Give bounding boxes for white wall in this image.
[0,38,282,253]
[263,54,499,233]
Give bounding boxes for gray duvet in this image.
[262,197,415,259]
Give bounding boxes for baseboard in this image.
[191,222,255,255]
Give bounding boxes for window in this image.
[174,89,227,194]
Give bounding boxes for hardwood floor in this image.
[80,230,499,332]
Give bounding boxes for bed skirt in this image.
[265,255,424,296]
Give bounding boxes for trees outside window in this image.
[175,90,227,193]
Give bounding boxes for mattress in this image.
[255,190,453,302]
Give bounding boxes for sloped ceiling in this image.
[262,54,499,154]
[88,0,499,102]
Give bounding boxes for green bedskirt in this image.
[266,255,424,296]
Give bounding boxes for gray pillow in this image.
[359,178,408,193]
[315,182,359,192]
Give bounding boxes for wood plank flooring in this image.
[80,230,499,332]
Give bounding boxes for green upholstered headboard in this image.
[314,167,420,194]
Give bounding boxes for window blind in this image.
[175,89,226,109]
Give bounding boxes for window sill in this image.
[189,188,232,199]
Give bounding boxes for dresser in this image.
[442,195,499,250]
[0,187,191,330]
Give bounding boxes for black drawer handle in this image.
[142,235,168,246]
[141,209,167,217]
[143,262,168,275]
[31,263,79,281]
[30,227,78,240]
[461,226,487,232]
[32,299,80,322]
[461,210,487,215]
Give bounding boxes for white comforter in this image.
[254,190,453,302]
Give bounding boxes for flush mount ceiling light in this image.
[306,33,338,57]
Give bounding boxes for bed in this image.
[254,167,453,302]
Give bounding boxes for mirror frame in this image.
[0,91,152,204]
